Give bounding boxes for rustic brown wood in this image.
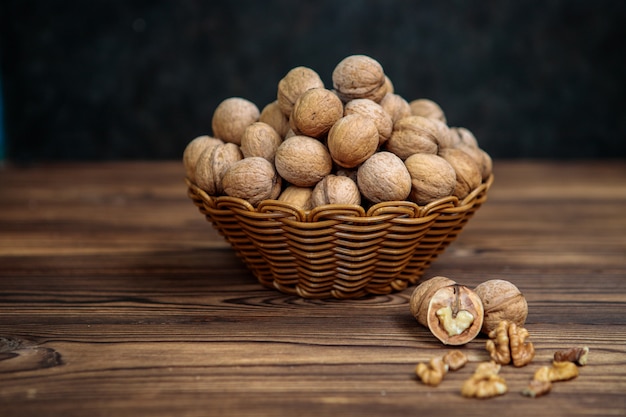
[1,160,625,417]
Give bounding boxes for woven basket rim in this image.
[185,174,493,222]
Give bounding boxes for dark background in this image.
[1,0,625,162]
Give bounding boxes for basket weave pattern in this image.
[187,175,492,299]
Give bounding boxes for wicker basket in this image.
[187,174,493,299]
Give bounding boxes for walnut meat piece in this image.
[357,151,412,203]
[385,116,441,159]
[194,142,243,195]
[222,157,282,207]
[474,280,528,335]
[409,276,484,345]
[183,135,223,182]
[533,361,579,383]
[310,175,361,208]
[240,122,283,163]
[415,356,448,387]
[438,148,483,200]
[275,135,333,187]
[332,55,387,103]
[554,346,589,366]
[461,361,508,399]
[290,88,344,139]
[485,320,535,367]
[277,66,325,117]
[327,114,379,169]
[344,98,393,146]
[211,97,260,145]
[404,153,457,205]
[443,349,469,371]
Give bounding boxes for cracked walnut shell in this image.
[409,276,484,345]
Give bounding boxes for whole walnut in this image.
[439,148,483,200]
[211,97,260,145]
[410,98,447,124]
[310,174,361,207]
[183,135,223,182]
[278,185,313,211]
[449,127,492,181]
[379,93,412,124]
[259,100,290,139]
[194,142,243,196]
[474,280,528,335]
[290,88,344,139]
[385,115,441,159]
[327,114,379,169]
[240,122,282,163]
[332,55,387,103]
[344,98,393,146]
[277,66,325,117]
[274,135,333,187]
[404,153,457,205]
[357,151,412,203]
[222,157,282,206]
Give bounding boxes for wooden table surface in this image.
[1,160,625,417]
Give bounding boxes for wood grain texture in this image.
[1,161,625,417]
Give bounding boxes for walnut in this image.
[194,142,243,195]
[332,55,387,103]
[533,361,579,383]
[409,276,484,345]
[259,100,290,138]
[310,175,361,208]
[278,185,313,211]
[385,115,441,159]
[554,346,589,366]
[344,98,393,146]
[211,97,260,145]
[409,98,447,124]
[443,349,468,371]
[415,356,448,387]
[404,153,457,205]
[521,379,552,398]
[379,93,412,124]
[357,151,412,204]
[274,135,333,187]
[290,88,344,139]
[449,127,479,149]
[474,279,528,335]
[240,122,283,163]
[448,127,493,181]
[485,320,535,367]
[438,148,483,200]
[277,66,325,117]
[461,361,507,399]
[183,135,223,182]
[327,114,379,169]
[221,157,282,207]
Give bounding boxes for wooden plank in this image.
[0,161,625,416]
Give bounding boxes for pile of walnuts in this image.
[184,54,492,210]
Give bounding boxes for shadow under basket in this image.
[187,175,493,299]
